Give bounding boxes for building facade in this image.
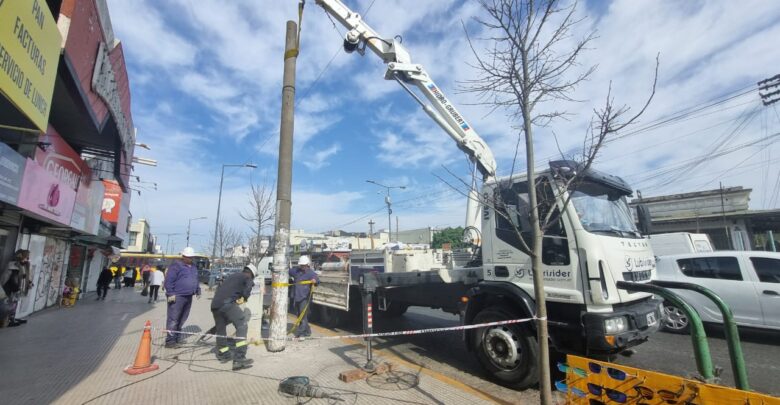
[631,186,780,251]
[1,0,136,318]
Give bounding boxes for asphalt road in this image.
[326,306,540,404]
[320,306,780,402]
[616,323,780,397]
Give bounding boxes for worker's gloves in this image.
[167,295,176,304]
[236,297,246,305]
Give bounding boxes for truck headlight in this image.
[604,317,627,334]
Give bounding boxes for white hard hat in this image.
[181,247,196,257]
[298,255,311,266]
[244,263,257,278]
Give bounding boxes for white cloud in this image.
[303,143,342,170]
[108,0,197,68]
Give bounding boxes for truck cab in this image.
[465,164,662,387]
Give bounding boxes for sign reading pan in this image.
[0,0,62,132]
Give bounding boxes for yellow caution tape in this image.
[271,280,315,288]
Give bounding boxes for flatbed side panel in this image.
[312,271,350,310]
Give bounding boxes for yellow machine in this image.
[557,355,779,404]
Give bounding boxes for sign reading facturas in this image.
[0,0,62,132]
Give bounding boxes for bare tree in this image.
[462,1,657,402]
[239,178,276,263]
[208,222,244,267]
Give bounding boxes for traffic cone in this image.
[124,320,160,375]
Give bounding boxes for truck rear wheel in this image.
[471,306,539,390]
[317,304,345,328]
[379,302,409,318]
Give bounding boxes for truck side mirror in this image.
[636,204,652,235]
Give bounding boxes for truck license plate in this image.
[646,312,657,326]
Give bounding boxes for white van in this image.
[650,232,714,256]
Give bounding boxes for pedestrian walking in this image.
[132,267,139,287]
[163,247,201,348]
[96,267,113,300]
[113,268,122,289]
[123,267,133,287]
[0,250,32,327]
[211,264,256,371]
[148,266,164,303]
[141,264,152,292]
[288,255,318,338]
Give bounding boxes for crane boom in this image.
[314,0,497,180]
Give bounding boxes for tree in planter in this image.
[462,0,657,402]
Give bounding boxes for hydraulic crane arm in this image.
[314,0,497,180]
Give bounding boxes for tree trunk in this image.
[522,95,552,405]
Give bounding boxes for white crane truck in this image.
[310,0,662,389]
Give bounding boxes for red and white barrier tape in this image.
[156,316,544,343]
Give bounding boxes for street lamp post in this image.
[158,233,182,254]
[366,180,406,242]
[186,217,207,247]
[212,163,257,261]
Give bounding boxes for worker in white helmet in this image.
[288,255,319,338]
[163,247,201,348]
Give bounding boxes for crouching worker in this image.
[211,263,256,371]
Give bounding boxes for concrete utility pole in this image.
[268,20,298,352]
[368,220,375,249]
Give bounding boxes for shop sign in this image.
[0,0,62,132]
[0,141,25,204]
[36,126,90,191]
[71,178,103,235]
[18,158,76,225]
[101,179,121,223]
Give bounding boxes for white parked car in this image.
[655,251,780,333]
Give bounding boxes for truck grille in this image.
[623,270,652,282]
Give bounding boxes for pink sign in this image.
[18,159,76,226]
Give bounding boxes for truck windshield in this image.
[570,182,639,237]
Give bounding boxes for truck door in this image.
[747,256,780,328]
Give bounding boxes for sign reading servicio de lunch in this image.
[0,0,61,132]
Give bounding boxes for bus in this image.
[114,253,211,273]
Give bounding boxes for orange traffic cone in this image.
[124,320,160,375]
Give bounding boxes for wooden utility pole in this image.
[268,21,298,352]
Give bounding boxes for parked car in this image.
[655,251,780,333]
[197,269,212,284]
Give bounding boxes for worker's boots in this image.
[232,358,254,371]
[216,351,232,363]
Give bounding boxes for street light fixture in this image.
[186,217,207,247]
[366,180,406,242]
[212,163,257,260]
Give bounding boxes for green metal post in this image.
[615,281,716,382]
[651,280,749,390]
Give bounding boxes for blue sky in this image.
[106,0,780,253]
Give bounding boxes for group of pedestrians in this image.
[95,264,165,302]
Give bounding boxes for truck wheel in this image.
[662,302,690,334]
[471,307,539,389]
[317,305,345,328]
[380,302,409,318]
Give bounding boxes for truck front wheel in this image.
[471,307,539,390]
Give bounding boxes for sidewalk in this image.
[0,286,499,405]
